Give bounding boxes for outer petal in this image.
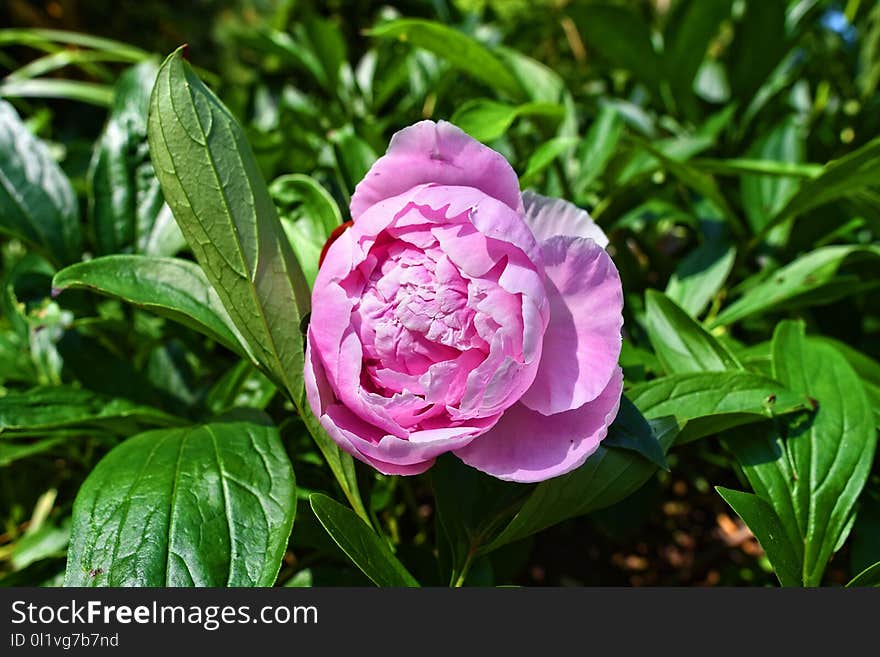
[521,190,608,247]
[453,368,623,483]
[350,120,523,219]
[519,236,623,415]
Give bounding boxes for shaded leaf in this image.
[0,99,82,265]
[0,385,182,433]
[309,493,419,587]
[483,416,680,552]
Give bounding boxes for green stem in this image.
[452,550,476,588]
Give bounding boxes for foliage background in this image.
[1,0,879,586]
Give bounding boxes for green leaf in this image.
[726,0,790,102]
[741,116,805,234]
[520,136,578,187]
[369,19,524,100]
[0,385,182,434]
[847,561,880,587]
[53,255,252,359]
[493,46,566,103]
[65,415,296,586]
[727,321,877,586]
[0,78,113,106]
[627,134,743,235]
[645,290,741,374]
[709,245,880,327]
[665,239,736,318]
[430,455,527,584]
[569,4,662,94]
[0,100,82,265]
[330,126,377,196]
[483,416,680,552]
[206,361,277,415]
[309,493,419,587]
[601,396,669,470]
[0,28,148,61]
[573,103,623,196]
[450,99,563,143]
[90,59,183,256]
[692,158,821,178]
[295,388,369,524]
[0,436,67,466]
[716,487,801,587]
[816,337,880,426]
[663,0,732,106]
[629,371,811,444]
[148,49,310,404]
[269,174,341,287]
[764,136,880,234]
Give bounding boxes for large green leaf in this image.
[665,239,736,318]
[716,486,801,587]
[90,59,183,256]
[709,245,880,327]
[65,414,296,586]
[0,385,181,434]
[644,290,741,374]
[483,416,680,552]
[726,321,877,586]
[369,19,524,100]
[0,99,82,265]
[148,49,310,402]
[309,493,419,587]
[53,255,251,359]
[629,371,811,444]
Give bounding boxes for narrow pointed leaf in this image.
[645,290,741,374]
[309,493,419,587]
[716,486,801,587]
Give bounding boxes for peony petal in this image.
[325,403,484,466]
[350,121,522,219]
[454,368,623,483]
[520,235,623,415]
[521,190,608,248]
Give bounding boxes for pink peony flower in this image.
[304,120,623,483]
